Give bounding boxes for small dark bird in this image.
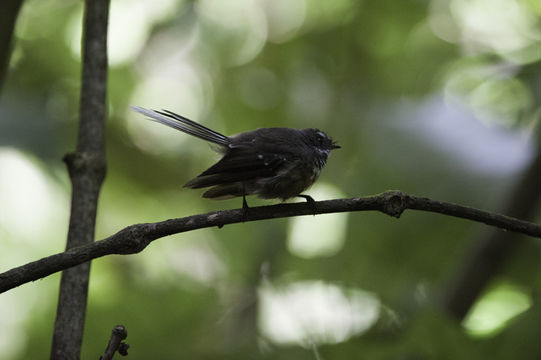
[131,106,340,207]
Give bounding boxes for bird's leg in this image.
[298,194,317,214]
[298,194,315,203]
[241,185,249,220]
[242,193,249,210]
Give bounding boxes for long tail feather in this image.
[131,106,231,147]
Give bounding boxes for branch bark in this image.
[1,191,541,294]
[50,0,109,358]
[100,325,129,360]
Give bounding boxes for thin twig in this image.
[1,191,540,294]
[100,325,129,360]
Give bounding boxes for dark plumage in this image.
[131,106,339,202]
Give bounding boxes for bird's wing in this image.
[183,150,288,189]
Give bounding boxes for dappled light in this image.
[0,149,66,359]
[0,149,67,261]
[463,280,532,337]
[430,0,541,128]
[287,183,348,258]
[67,0,182,66]
[258,280,379,346]
[2,0,541,358]
[196,0,267,66]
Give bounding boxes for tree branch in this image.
[100,325,129,360]
[1,190,541,294]
[50,0,109,358]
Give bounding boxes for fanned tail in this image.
[131,106,231,147]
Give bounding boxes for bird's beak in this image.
[332,144,341,149]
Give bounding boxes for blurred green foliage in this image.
[2,0,541,359]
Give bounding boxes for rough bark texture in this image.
[1,191,541,294]
[50,0,109,359]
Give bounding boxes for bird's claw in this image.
[298,194,317,214]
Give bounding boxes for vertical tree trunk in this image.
[50,0,109,358]
[0,0,23,90]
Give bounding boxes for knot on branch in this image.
[63,151,107,182]
[380,190,409,218]
[112,325,127,340]
[114,225,153,254]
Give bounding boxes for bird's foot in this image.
[298,194,317,214]
[241,194,249,221]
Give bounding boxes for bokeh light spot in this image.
[258,280,379,346]
[463,280,532,337]
[287,183,348,258]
